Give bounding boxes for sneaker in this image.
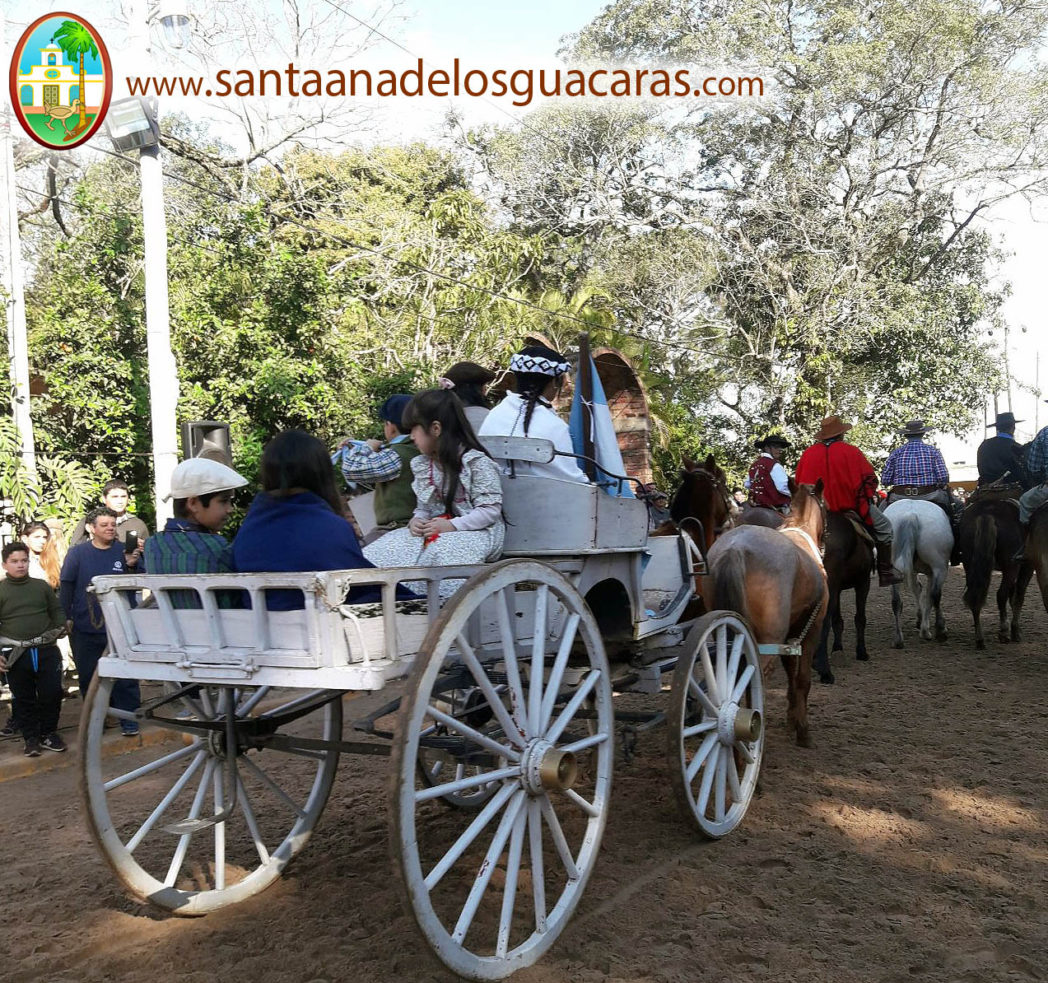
[23,740,41,757]
[40,733,68,753]
[121,723,140,737]
[0,717,18,737]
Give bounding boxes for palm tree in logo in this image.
[52,20,98,140]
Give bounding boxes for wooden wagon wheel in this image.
[391,559,613,980]
[80,675,342,914]
[667,610,765,839]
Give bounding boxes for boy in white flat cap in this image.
[143,459,248,605]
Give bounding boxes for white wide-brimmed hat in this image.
[164,458,248,501]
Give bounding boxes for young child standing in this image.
[363,389,504,594]
[0,542,68,756]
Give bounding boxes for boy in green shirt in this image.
[0,542,68,756]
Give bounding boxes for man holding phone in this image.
[59,507,143,736]
[69,479,149,547]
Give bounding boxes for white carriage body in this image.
[94,439,696,693]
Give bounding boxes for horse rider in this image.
[1014,400,1048,555]
[882,419,962,561]
[795,415,903,586]
[745,434,792,513]
[976,411,1032,488]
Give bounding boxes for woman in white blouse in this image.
[479,344,588,483]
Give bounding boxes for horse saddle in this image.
[969,482,1023,507]
[841,510,875,546]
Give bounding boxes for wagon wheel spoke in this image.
[424,702,521,762]
[213,766,226,891]
[687,675,719,718]
[103,741,202,793]
[164,758,215,887]
[495,588,529,736]
[685,731,719,785]
[537,612,580,735]
[424,783,519,890]
[527,799,547,934]
[452,791,527,945]
[526,584,550,739]
[238,754,308,819]
[496,807,529,958]
[455,632,527,749]
[546,669,600,746]
[235,774,271,867]
[124,751,208,853]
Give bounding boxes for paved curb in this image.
[0,725,178,784]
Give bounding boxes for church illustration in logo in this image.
[9,13,113,150]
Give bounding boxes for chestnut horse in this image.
[1020,502,1048,613]
[703,482,828,747]
[960,493,1029,648]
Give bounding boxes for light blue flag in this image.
[569,355,635,497]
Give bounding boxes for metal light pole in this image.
[0,9,36,476]
[121,0,180,525]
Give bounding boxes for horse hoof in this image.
[856,652,870,662]
[976,640,986,651]
[796,731,814,749]
[892,640,904,650]
[936,631,948,642]
[831,643,843,653]
[819,672,835,685]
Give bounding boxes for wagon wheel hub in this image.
[521,738,578,794]
[718,700,762,745]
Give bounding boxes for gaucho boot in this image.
[876,544,903,587]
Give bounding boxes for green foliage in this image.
[0,416,94,528]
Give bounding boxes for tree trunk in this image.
[77,54,87,129]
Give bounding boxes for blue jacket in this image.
[231,491,383,609]
[59,541,129,634]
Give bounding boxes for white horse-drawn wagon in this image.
[81,437,773,979]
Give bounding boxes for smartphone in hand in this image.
[124,531,139,553]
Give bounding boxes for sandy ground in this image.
[1,572,1047,983]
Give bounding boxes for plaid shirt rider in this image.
[880,441,949,487]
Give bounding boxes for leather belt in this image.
[890,484,940,496]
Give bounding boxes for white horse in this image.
[884,499,953,647]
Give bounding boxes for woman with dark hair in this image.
[232,430,378,609]
[364,390,504,594]
[439,361,496,430]
[479,344,587,482]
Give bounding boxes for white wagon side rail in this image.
[93,566,486,692]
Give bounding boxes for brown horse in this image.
[703,482,828,747]
[813,511,874,684]
[668,454,733,556]
[960,493,1029,648]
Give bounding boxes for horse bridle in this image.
[686,466,735,533]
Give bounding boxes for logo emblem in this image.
[8,12,113,150]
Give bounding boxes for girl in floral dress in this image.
[363,390,504,595]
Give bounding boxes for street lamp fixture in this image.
[105,96,160,152]
[156,0,191,49]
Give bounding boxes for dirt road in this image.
[2,574,1046,983]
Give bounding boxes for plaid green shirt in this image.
[143,519,235,609]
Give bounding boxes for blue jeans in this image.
[71,631,140,730]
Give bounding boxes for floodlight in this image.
[105,96,160,151]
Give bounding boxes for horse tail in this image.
[711,548,749,620]
[962,513,996,611]
[893,512,918,578]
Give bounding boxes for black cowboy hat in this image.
[897,419,931,436]
[987,411,1023,429]
[754,433,790,450]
